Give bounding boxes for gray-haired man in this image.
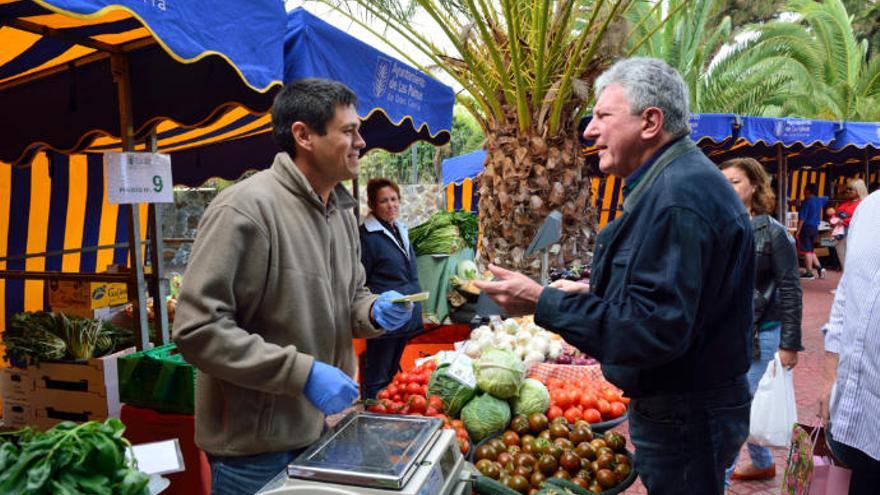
[475,57,755,494]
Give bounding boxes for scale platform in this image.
[257,412,471,495]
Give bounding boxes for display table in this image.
[415,248,475,323]
[120,404,210,495]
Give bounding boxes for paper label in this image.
[105,152,173,204]
[446,354,476,389]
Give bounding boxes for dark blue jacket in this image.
[359,215,424,337]
[536,138,754,397]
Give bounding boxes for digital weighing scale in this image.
[257,412,472,495]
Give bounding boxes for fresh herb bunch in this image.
[0,418,149,495]
[3,311,136,364]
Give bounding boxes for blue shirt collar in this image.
[622,136,683,197]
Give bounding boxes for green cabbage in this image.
[461,393,511,442]
[427,363,476,417]
[510,378,550,416]
[474,348,525,399]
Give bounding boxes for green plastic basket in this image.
[117,343,196,414]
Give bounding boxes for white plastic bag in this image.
[748,352,798,447]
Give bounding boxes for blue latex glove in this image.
[371,290,413,331]
[303,361,359,416]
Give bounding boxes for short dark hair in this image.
[803,183,818,196]
[367,178,401,209]
[271,78,358,158]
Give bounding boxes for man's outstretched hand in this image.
[472,264,544,316]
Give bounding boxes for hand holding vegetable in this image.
[472,265,543,316]
[304,361,359,416]
[371,290,413,330]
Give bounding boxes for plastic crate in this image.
[117,344,196,414]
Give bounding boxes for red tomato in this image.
[409,395,427,414]
[455,427,468,439]
[620,396,631,405]
[377,389,391,401]
[578,393,597,410]
[603,388,621,402]
[608,401,626,419]
[555,390,573,408]
[564,406,582,424]
[546,378,563,389]
[546,405,564,420]
[458,437,469,454]
[583,408,602,423]
[420,384,428,396]
[386,385,399,397]
[451,419,463,429]
[406,382,422,395]
[425,406,439,416]
[428,395,444,411]
[392,394,402,403]
[596,399,612,418]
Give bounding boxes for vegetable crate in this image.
[1,399,34,428]
[117,344,196,414]
[0,367,34,401]
[27,346,136,430]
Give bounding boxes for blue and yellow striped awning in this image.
[0,0,286,164]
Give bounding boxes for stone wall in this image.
[160,183,446,273]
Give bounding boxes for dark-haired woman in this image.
[359,178,423,399]
[720,158,803,483]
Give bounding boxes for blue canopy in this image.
[285,8,454,152]
[442,149,485,186]
[0,0,286,164]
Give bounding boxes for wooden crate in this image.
[25,347,136,429]
[1,399,34,429]
[32,390,109,430]
[0,367,34,402]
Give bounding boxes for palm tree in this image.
[627,0,796,115]
[315,0,656,273]
[744,0,880,120]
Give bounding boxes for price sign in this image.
[105,152,173,204]
[446,354,476,389]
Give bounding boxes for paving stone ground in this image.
[614,270,839,494]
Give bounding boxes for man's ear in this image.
[291,121,313,153]
[641,107,664,140]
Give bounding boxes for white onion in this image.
[547,341,564,359]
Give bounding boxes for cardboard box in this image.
[0,367,34,402]
[1,399,34,428]
[47,278,128,309]
[50,303,126,321]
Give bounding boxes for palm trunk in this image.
[477,125,595,275]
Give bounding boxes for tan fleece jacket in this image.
[172,152,381,456]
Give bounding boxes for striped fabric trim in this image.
[0,151,147,332]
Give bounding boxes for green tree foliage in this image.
[717,0,783,26]
[359,106,484,184]
[628,0,794,115]
[746,0,880,120]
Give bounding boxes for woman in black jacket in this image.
[720,158,803,483]
[359,178,423,398]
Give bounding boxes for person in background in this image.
[359,178,424,398]
[831,178,867,268]
[796,183,828,279]
[719,158,803,484]
[475,57,755,494]
[819,190,880,495]
[172,79,413,495]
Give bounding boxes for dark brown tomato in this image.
[474,444,497,462]
[505,474,530,494]
[559,451,582,472]
[503,430,521,447]
[596,468,618,488]
[510,415,531,436]
[537,454,558,475]
[575,442,596,461]
[528,413,549,434]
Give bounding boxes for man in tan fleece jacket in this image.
[172,79,413,495]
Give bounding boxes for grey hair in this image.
[594,57,690,138]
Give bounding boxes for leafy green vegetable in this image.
[427,363,476,417]
[474,348,525,399]
[457,260,479,280]
[461,393,511,442]
[511,378,550,416]
[3,311,135,364]
[408,211,478,256]
[0,419,149,495]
